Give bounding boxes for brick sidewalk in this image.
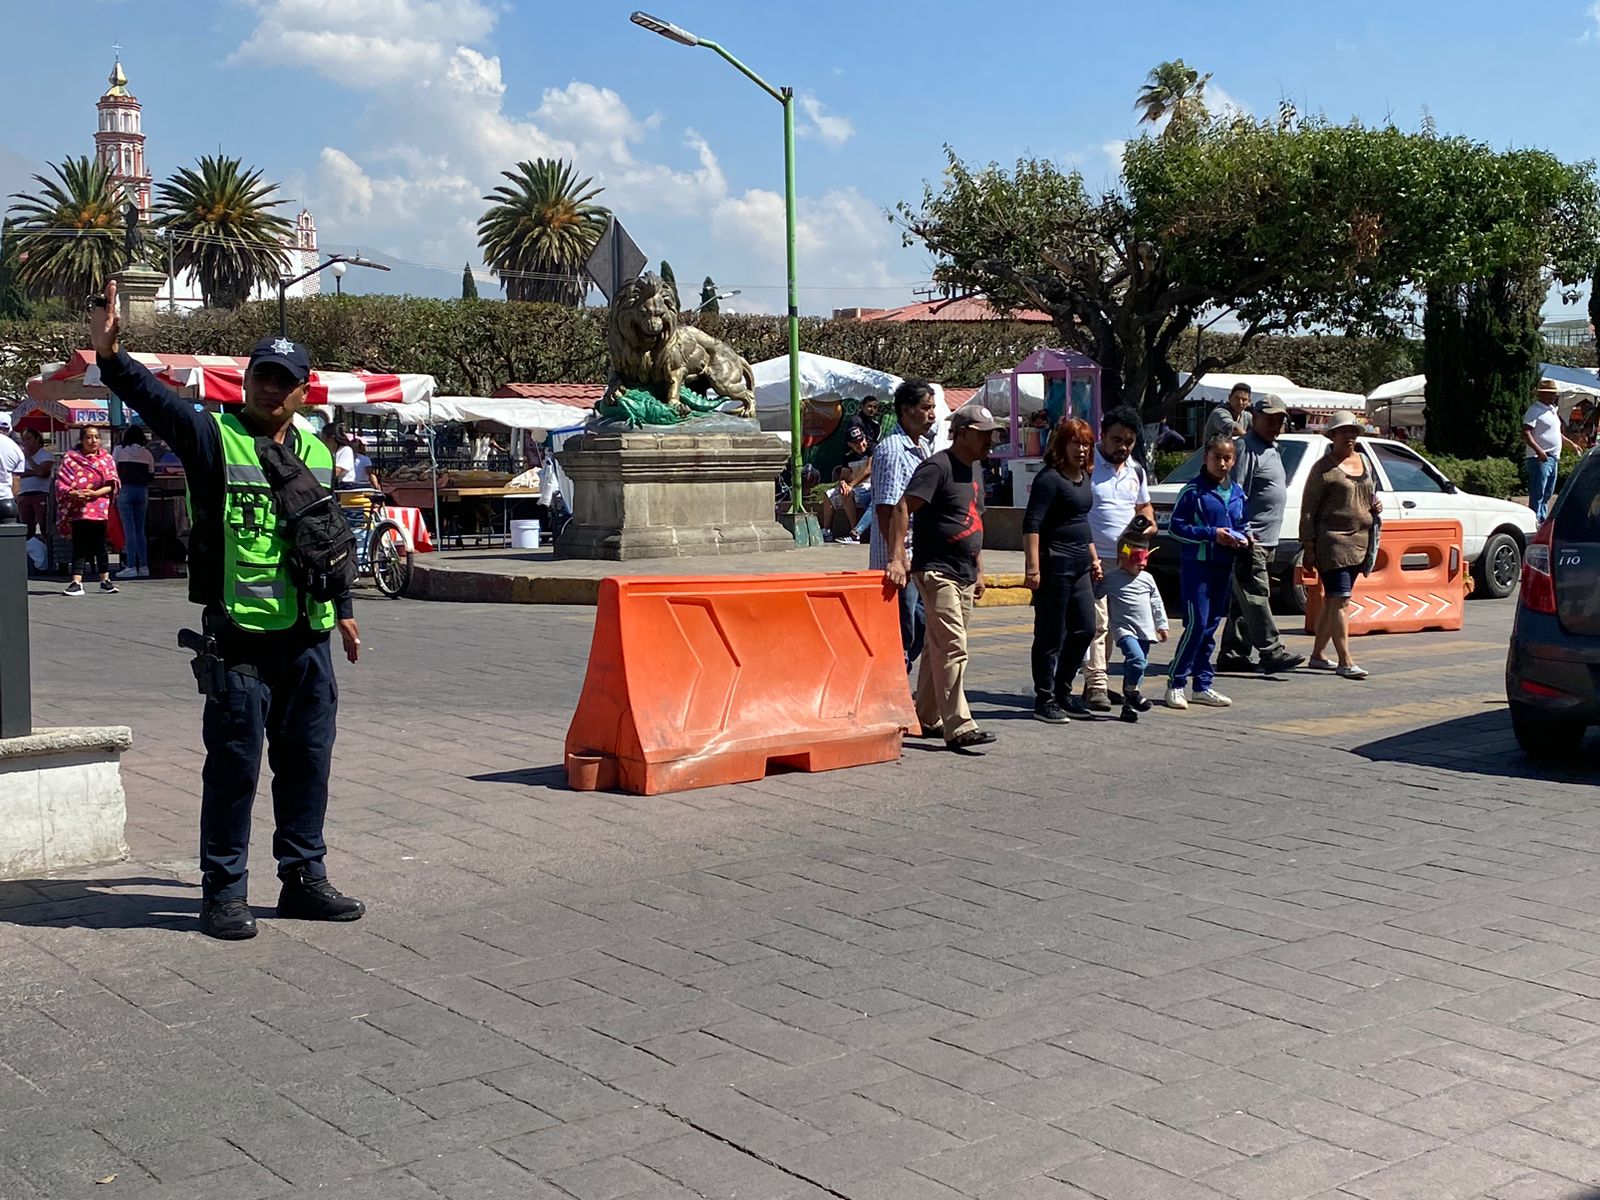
[5,581,1600,1199]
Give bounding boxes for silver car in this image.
[1506,451,1600,760]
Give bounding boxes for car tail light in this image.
[1521,517,1556,614]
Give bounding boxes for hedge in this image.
[0,293,1582,412]
[1425,455,1523,500]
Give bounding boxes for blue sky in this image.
[5,0,1600,316]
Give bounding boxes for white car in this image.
[1148,434,1538,609]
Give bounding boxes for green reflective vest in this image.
[212,413,337,633]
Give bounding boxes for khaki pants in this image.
[1082,591,1111,692]
[913,570,977,740]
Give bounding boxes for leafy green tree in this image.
[1424,273,1542,458]
[6,156,133,299]
[700,276,719,314]
[155,154,294,308]
[477,159,609,305]
[1134,59,1212,134]
[0,219,31,318]
[461,262,479,300]
[900,101,1600,419]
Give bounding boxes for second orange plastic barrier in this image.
[1301,518,1465,636]
[565,572,916,795]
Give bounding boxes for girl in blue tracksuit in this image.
[1166,434,1250,708]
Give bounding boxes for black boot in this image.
[1125,687,1153,713]
[277,869,366,922]
[199,898,258,941]
[1119,702,1139,723]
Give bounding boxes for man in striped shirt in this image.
[872,380,938,671]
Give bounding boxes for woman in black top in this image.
[1023,417,1102,723]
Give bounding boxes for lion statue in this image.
[602,272,757,419]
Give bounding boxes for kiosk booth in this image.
[977,348,1103,507]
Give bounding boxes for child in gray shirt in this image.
[1105,517,1169,721]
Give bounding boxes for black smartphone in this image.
[86,294,108,310]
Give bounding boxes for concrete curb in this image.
[408,563,1032,608]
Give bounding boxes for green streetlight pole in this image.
[630,12,818,544]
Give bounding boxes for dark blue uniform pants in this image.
[199,632,336,902]
[1171,558,1233,693]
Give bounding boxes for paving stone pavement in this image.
[6,579,1600,1199]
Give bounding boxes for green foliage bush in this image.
[1152,450,1190,482]
[1425,454,1522,499]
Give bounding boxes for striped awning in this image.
[26,350,435,409]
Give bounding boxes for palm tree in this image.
[477,159,610,304]
[155,155,294,308]
[6,156,133,299]
[1133,59,1212,134]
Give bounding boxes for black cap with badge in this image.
[246,335,311,384]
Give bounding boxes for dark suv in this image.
[1506,451,1600,759]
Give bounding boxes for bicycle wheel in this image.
[368,520,413,598]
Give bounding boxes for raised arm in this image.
[87,280,213,468]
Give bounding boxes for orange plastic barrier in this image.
[1301,518,1465,636]
[564,572,917,795]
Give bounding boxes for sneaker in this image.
[137,566,150,578]
[1124,687,1153,713]
[99,580,119,594]
[1215,655,1256,674]
[1164,682,1189,710]
[837,533,860,544]
[1336,663,1369,680]
[1061,695,1093,718]
[199,898,258,941]
[1033,699,1071,724]
[276,870,366,922]
[1260,651,1307,674]
[1307,655,1336,671]
[115,567,140,580]
[1084,686,1112,712]
[1191,688,1233,707]
[62,582,84,596]
[1119,702,1140,724]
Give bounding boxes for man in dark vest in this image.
[88,279,365,941]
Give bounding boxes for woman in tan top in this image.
[1299,411,1383,678]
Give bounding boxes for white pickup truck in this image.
[1148,434,1538,610]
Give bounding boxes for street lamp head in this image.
[630,10,699,45]
[342,254,392,272]
[330,260,348,278]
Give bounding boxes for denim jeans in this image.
[1526,455,1559,522]
[1116,633,1150,691]
[116,484,149,569]
[897,578,925,673]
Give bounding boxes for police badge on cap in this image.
[247,335,312,384]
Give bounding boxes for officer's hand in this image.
[88,279,120,357]
[338,618,361,664]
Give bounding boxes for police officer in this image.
[88,279,365,941]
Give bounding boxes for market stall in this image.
[21,351,438,573]
[1365,364,1600,442]
[1180,372,1366,436]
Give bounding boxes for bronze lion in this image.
[602,272,757,418]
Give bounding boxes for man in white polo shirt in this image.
[0,415,24,523]
[1083,405,1156,710]
[1522,379,1574,523]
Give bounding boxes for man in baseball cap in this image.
[1217,390,1304,675]
[898,403,1000,752]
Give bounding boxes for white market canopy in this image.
[346,395,593,432]
[751,351,954,449]
[1182,372,1367,415]
[1365,364,1600,423]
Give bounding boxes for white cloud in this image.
[233,0,919,311]
[1203,84,1250,121]
[1102,140,1127,171]
[1583,3,1600,43]
[797,93,855,147]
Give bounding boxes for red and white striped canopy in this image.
[27,350,435,409]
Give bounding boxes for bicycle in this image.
[336,488,413,598]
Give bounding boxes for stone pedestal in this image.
[0,727,131,879]
[557,429,795,560]
[113,263,169,327]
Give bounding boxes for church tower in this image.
[95,56,152,218]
